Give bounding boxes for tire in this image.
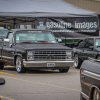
[97,56,100,60]
[93,88,100,100]
[74,54,82,69]
[0,62,4,69]
[59,67,69,73]
[16,56,26,73]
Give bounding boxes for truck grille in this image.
[34,51,66,60]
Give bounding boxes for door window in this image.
[84,39,94,48]
[78,39,87,48]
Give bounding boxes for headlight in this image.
[66,51,72,59]
[66,52,72,56]
[27,51,34,55]
[27,51,34,60]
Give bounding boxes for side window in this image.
[78,39,87,48]
[84,39,94,48]
[8,32,14,44]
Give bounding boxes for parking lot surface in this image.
[0,66,80,100]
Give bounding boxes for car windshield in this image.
[16,31,57,43]
[0,30,8,34]
[95,38,100,47]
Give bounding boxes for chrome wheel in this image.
[16,56,22,72]
[74,54,78,68]
[97,56,100,60]
[93,88,100,100]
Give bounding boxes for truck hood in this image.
[16,43,72,50]
[0,34,6,38]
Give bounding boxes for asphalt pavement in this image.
[0,66,81,100]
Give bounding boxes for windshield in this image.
[95,38,100,47]
[16,31,57,43]
[0,30,8,35]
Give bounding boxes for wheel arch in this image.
[90,85,100,100]
[14,53,22,65]
[96,54,100,59]
[73,53,78,57]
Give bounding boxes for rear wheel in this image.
[74,54,82,68]
[93,88,100,100]
[59,67,69,73]
[16,56,26,73]
[0,62,4,69]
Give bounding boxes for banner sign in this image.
[35,17,99,37]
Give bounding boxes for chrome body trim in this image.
[23,60,74,67]
[81,70,100,80]
[2,56,13,59]
[81,92,90,100]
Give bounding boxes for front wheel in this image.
[97,56,100,60]
[59,67,69,73]
[93,88,100,100]
[16,56,26,73]
[74,54,82,69]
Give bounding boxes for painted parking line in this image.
[0,75,81,92]
[70,70,80,72]
[0,95,14,100]
[0,72,14,75]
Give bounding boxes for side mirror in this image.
[89,46,93,49]
[4,39,10,45]
[0,78,5,85]
[58,39,62,43]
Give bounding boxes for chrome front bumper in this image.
[23,60,74,68]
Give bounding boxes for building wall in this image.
[64,0,100,14]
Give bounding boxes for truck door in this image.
[82,39,96,59]
[77,39,88,60]
[2,32,15,65]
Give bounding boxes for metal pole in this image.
[13,18,16,29]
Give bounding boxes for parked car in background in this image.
[73,37,100,68]
[80,58,100,100]
[0,29,74,73]
[0,29,8,40]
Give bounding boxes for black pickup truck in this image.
[80,58,100,100]
[73,37,100,68]
[0,29,74,73]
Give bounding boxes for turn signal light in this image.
[81,69,84,73]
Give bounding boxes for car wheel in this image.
[74,54,82,69]
[0,62,4,69]
[16,56,26,73]
[97,56,100,60]
[59,67,69,73]
[93,88,100,100]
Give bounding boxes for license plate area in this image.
[47,63,55,67]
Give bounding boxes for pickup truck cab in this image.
[80,58,100,100]
[0,29,74,73]
[73,37,100,68]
